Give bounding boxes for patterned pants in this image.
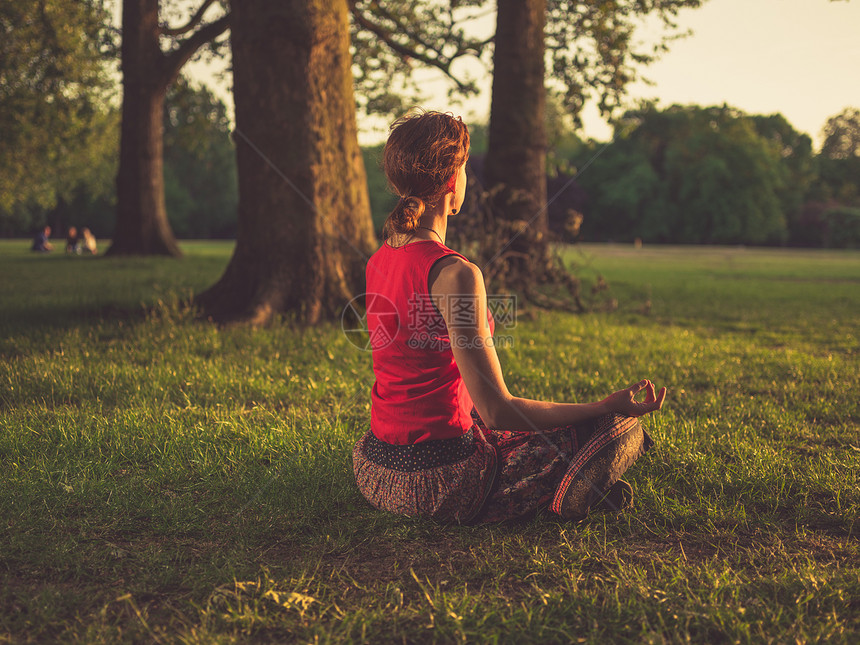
[474,412,652,523]
[353,411,652,525]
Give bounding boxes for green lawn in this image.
[1,240,858,643]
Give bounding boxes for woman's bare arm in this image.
[429,256,666,431]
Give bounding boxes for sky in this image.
[181,0,860,148]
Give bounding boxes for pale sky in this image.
[181,0,860,149]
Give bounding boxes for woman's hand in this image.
[601,380,667,418]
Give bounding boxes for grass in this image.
[1,239,858,643]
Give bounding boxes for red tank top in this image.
[366,240,494,445]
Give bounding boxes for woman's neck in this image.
[415,214,447,243]
[388,192,454,247]
[414,192,454,243]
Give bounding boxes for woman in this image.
[354,110,666,524]
[80,227,98,255]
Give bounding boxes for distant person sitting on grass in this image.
[353,110,668,525]
[31,226,53,252]
[80,227,98,255]
[65,226,80,254]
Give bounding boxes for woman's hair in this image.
[381,110,470,239]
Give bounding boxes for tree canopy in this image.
[545,0,705,125]
[0,0,115,231]
[349,0,705,126]
[817,107,860,205]
[573,104,793,245]
[821,107,860,160]
[3,0,858,255]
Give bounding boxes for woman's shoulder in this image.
[429,254,484,296]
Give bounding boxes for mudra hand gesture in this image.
[601,379,667,418]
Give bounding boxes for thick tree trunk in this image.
[484,0,549,267]
[197,0,376,325]
[108,0,182,257]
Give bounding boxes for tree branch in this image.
[372,3,438,58]
[161,13,230,88]
[350,2,473,90]
[159,0,218,37]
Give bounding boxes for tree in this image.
[568,140,662,242]
[813,108,860,208]
[750,113,815,245]
[44,107,120,240]
[544,0,704,126]
[821,107,860,160]
[197,0,376,325]
[108,0,229,257]
[482,0,550,279]
[0,0,115,233]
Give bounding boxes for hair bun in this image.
[399,195,425,231]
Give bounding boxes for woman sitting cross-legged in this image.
[353,110,667,524]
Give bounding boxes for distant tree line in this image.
[362,104,860,249]
[5,80,858,250]
[546,104,860,248]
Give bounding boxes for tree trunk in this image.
[197,0,376,325]
[484,0,549,269]
[108,0,182,257]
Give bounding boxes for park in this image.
[2,0,859,642]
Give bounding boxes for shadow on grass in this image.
[0,246,228,336]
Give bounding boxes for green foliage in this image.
[571,105,794,244]
[814,155,860,206]
[820,107,860,160]
[0,242,858,642]
[0,69,237,240]
[809,108,860,213]
[545,92,587,176]
[163,75,238,238]
[820,206,860,248]
[750,112,817,234]
[545,0,705,125]
[349,0,707,128]
[0,0,116,233]
[349,0,490,117]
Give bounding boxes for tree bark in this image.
[108,0,228,257]
[108,0,179,256]
[483,0,549,266]
[196,0,376,325]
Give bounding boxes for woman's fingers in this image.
[636,382,667,414]
[629,379,648,395]
[644,381,656,403]
[614,380,667,416]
